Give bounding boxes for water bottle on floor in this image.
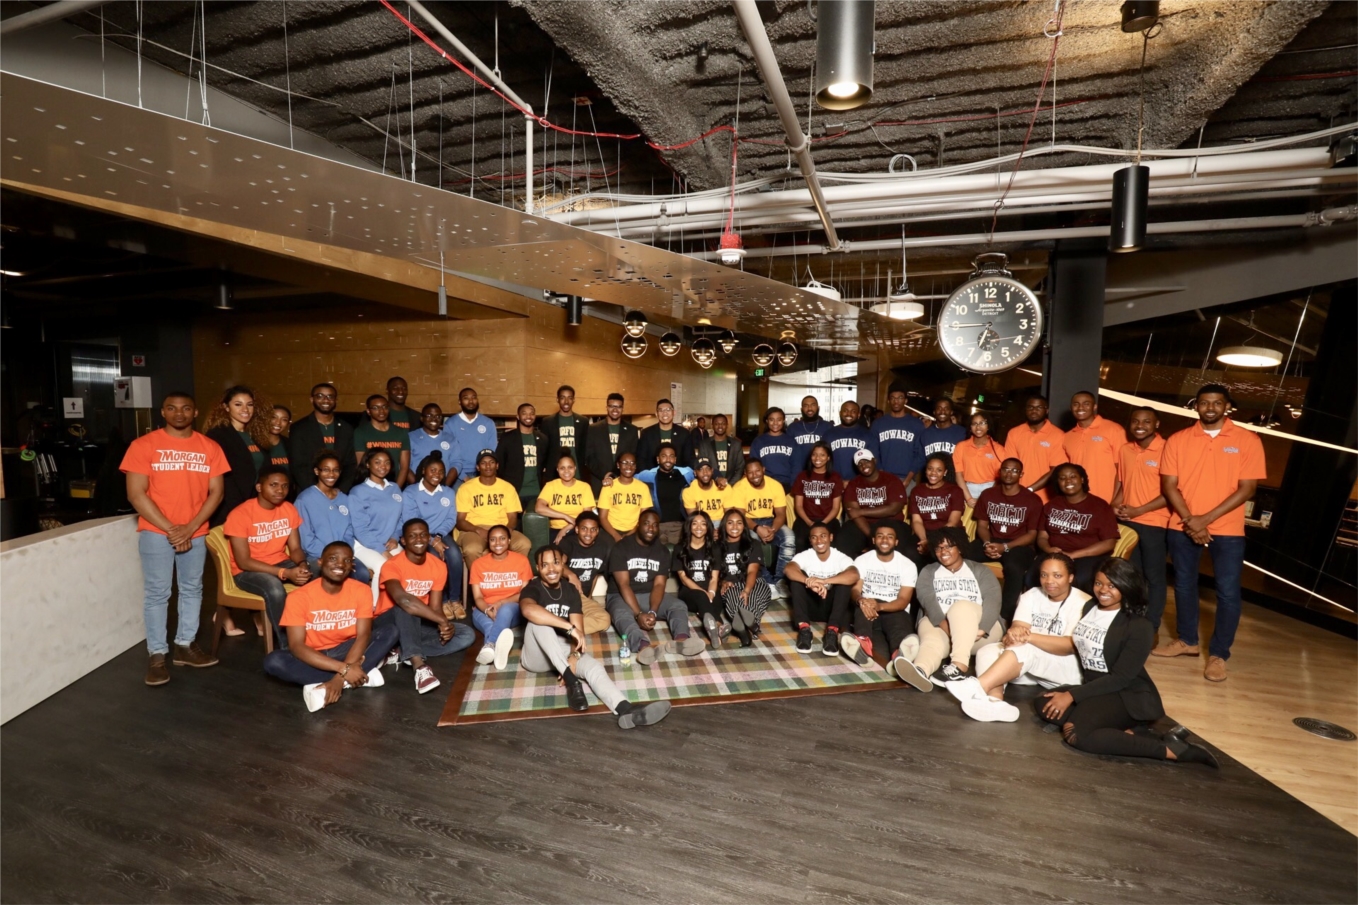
[618,631,632,668]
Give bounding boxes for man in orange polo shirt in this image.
[1113,407,1170,629]
[1062,391,1126,503]
[1152,385,1266,683]
[1004,394,1067,502]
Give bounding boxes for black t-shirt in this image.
[720,536,766,580]
[674,540,717,585]
[607,535,673,594]
[519,578,582,629]
[558,532,615,588]
[652,468,688,522]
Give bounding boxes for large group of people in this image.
[122,377,1262,757]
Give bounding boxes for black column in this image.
[1262,284,1358,587]
[1042,240,1107,429]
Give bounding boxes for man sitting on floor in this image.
[606,509,707,665]
[557,511,615,635]
[850,523,918,673]
[376,518,476,695]
[520,544,674,729]
[263,541,399,712]
[783,521,859,658]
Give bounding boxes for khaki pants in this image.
[582,597,611,635]
[456,528,532,560]
[915,599,1003,674]
[658,521,683,547]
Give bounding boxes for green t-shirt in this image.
[608,424,621,456]
[353,420,411,460]
[387,404,416,432]
[520,433,541,499]
[713,438,730,475]
[237,430,265,474]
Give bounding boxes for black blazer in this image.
[636,423,692,470]
[539,413,592,476]
[495,428,550,497]
[205,425,260,527]
[288,413,357,493]
[1064,603,1164,722]
[584,420,639,495]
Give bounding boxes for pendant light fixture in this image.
[815,0,876,110]
[1216,346,1283,368]
[215,274,234,311]
[621,333,648,359]
[623,309,649,337]
[718,329,738,354]
[873,227,925,320]
[1120,0,1160,33]
[751,343,776,368]
[1110,25,1156,253]
[659,332,683,356]
[777,341,799,367]
[691,338,717,368]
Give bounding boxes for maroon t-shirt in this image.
[791,471,843,523]
[975,486,1043,540]
[908,482,965,527]
[1042,494,1119,553]
[844,472,908,515]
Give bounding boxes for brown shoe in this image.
[145,654,170,686]
[442,601,467,621]
[1204,656,1228,682]
[1151,638,1199,658]
[172,642,219,668]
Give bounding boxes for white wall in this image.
[1,516,146,723]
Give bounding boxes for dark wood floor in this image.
[3,633,1355,904]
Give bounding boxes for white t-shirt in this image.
[853,551,918,604]
[930,561,980,616]
[1072,605,1119,673]
[1013,587,1090,637]
[790,547,856,580]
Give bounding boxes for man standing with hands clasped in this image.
[1153,385,1265,683]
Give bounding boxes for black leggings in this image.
[676,586,724,622]
[788,581,851,632]
[850,606,915,659]
[1042,693,1166,759]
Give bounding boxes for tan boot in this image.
[145,654,170,686]
[1151,638,1199,658]
[1204,656,1228,682]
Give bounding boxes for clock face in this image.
[937,276,1044,373]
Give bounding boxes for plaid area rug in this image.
[438,601,901,726]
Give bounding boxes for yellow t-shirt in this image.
[455,477,522,529]
[682,482,731,518]
[733,476,786,521]
[538,478,597,530]
[599,479,653,533]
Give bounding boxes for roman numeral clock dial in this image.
[937,253,1044,374]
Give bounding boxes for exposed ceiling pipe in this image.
[0,0,108,36]
[403,0,535,214]
[732,0,842,251]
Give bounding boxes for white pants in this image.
[974,641,1084,690]
[352,540,390,604]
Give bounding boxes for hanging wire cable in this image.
[197,0,210,126]
[135,0,143,108]
[382,66,395,175]
[407,6,416,181]
[99,5,106,98]
[282,0,293,149]
[1266,288,1312,424]
[184,4,197,120]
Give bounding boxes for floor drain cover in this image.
[1293,718,1357,741]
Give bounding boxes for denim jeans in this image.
[750,517,795,581]
[1168,530,1246,660]
[261,621,400,686]
[1124,521,1169,630]
[437,534,465,601]
[374,607,475,659]
[472,601,522,644]
[139,531,207,655]
[235,561,297,650]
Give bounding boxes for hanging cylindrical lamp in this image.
[623,309,649,337]
[815,0,876,110]
[566,295,583,326]
[621,334,648,359]
[751,343,776,368]
[659,332,683,356]
[1109,163,1149,253]
[1120,0,1160,33]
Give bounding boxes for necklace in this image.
[542,582,563,601]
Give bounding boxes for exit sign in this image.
[754,368,767,377]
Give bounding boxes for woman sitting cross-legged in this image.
[263,540,399,713]
[1037,558,1218,767]
[783,521,858,657]
[893,526,1003,692]
[946,551,1088,722]
[519,544,674,729]
[717,508,773,647]
[672,510,731,650]
[469,524,533,670]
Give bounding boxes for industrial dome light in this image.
[621,333,648,359]
[622,309,649,337]
[717,329,738,354]
[1217,345,1282,368]
[777,340,799,367]
[691,338,717,367]
[717,231,746,266]
[751,343,776,368]
[658,332,683,356]
[815,0,875,110]
[871,300,925,321]
[802,278,842,302]
[1120,0,1160,33]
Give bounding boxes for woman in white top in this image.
[948,551,1088,722]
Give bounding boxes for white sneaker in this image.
[893,655,933,693]
[898,634,920,662]
[302,683,327,712]
[493,628,515,670]
[838,633,869,666]
[962,694,1020,723]
[770,579,788,600]
[414,665,440,694]
[946,676,985,704]
[345,665,383,689]
[384,647,402,669]
[476,644,496,665]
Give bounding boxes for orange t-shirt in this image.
[224,498,303,574]
[1161,419,1267,537]
[952,437,1008,486]
[119,429,231,537]
[376,552,448,617]
[1117,435,1170,528]
[1004,420,1067,503]
[469,551,533,606]
[1063,415,1127,504]
[279,578,373,652]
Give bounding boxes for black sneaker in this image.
[795,627,814,653]
[930,663,966,687]
[821,630,841,657]
[731,624,753,648]
[562,669,589,712]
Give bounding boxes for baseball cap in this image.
[853,448,876,464]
